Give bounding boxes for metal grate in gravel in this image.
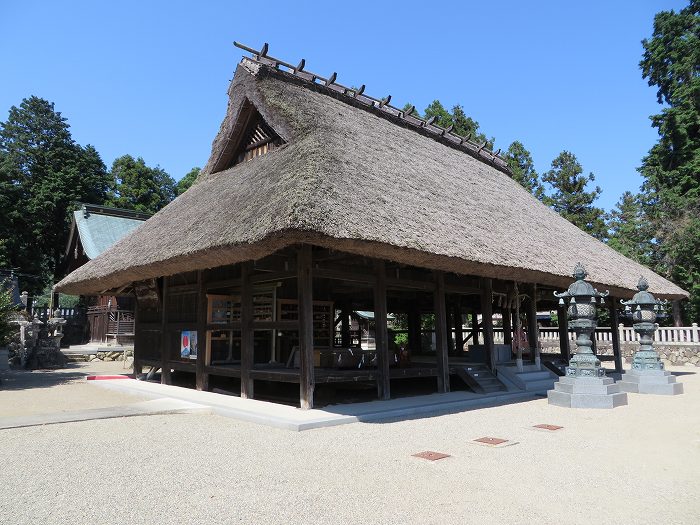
[474,437,509,446]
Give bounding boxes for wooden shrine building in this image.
[55,43,688,409]
[61,204,150,344]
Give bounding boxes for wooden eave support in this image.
[374,260,391,400]
[608,297,623,374]
[434,271,450,393]
[527,283,539,364]
[557,303,570,362]
[195,270,209,391]
[297,246,315,409]
[480,277,496,371]
[160,278,171,385]
[240,261,254,399]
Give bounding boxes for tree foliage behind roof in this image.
[0,96,110,294]
[106,154,175,214]
[638,0,700,322]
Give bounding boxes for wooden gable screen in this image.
[212,101,284,173]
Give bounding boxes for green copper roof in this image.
[74,205,150,260]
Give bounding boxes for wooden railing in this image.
[490,323,700,346]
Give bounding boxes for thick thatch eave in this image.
[55,57,688,300]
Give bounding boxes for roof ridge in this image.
[233,41,511,176]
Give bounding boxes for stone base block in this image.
[547,376,628,408]
[617,370,684,395]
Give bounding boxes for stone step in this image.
[524,379,557,392]
[516,371,553,381]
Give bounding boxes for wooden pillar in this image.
[433,271,450,393]
[557,303,571,362]
[609,298,623,374]
[297,246,315,409]
[240,261,254,399]
[374,260,391,400]
[672,300,682,327]
[502,307,512,345]
[407,307,421,355]
[527,283,539,363]
[471,309,479,344]
[132,294,143,376]
[480,278,495,370]
[195,270,209,391]
[453,301,463,353]
[340,302,351,347]
[160,278,171,385]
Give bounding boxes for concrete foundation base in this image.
[547,376,628,409]
[617,369,683,395]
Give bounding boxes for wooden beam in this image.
[374,260,391,400]
[160,278,171,385]
[480,278,495,371]
[609,298,623,373]
[434,271,450,393]
[557,303,570,362]
[527,283,539,363]
[297,246,315,409]
[195,270,209,391]
[240,261,254,399]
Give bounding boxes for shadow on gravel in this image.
[0,368,89,391]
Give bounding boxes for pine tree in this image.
[607,191,652,265]
[542,151,607,240]
[504,141,543,198]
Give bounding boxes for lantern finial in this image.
[573,262,587,281]
[637,276,649,291]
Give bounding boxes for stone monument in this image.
[547,263,628,408]
[617,277,683,395]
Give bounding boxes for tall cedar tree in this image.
[107,155,175,214]
[504,141,544,198]
[542,151,607,240]
[175,167,200,196]
[0,96,109,293]
[607,192,652,266]
[639,0,700,322]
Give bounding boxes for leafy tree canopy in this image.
[639,0,700,322]
[542,151,607,240]
[504,141,544,198]
[0,96,109,293]
[607,191,653,266]
[175,167,200,196]
[107,155,175,214]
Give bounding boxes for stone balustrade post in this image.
[693,323,699,344]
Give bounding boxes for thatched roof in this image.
[55,50,688,300]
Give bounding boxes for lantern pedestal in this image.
[617,369,683,395]
[548,376,628,408]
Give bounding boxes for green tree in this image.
[607,191,652,265]
[639,0,700,322]
[107,155,175,213]
[175,167,200,196]
[423,100,452,128]
[504,141,544,198]
[451,105,492,148]
[0,96,110,293]
[401,102,422,119]
[542,151,607,240]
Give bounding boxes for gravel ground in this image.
[0,361,147,417]
[1,366,698,525]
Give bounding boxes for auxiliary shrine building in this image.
[56,44,687,409]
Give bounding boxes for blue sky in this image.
[0,0,685,210]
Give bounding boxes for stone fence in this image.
[492,323,700,346]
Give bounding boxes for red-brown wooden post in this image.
[480,277,495,371]
[160,278,171,385]
[195,270,209,391]
[240,261,254,399]
[374,260,391,400]
[297,246,315,409]
[434,271,450,393]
